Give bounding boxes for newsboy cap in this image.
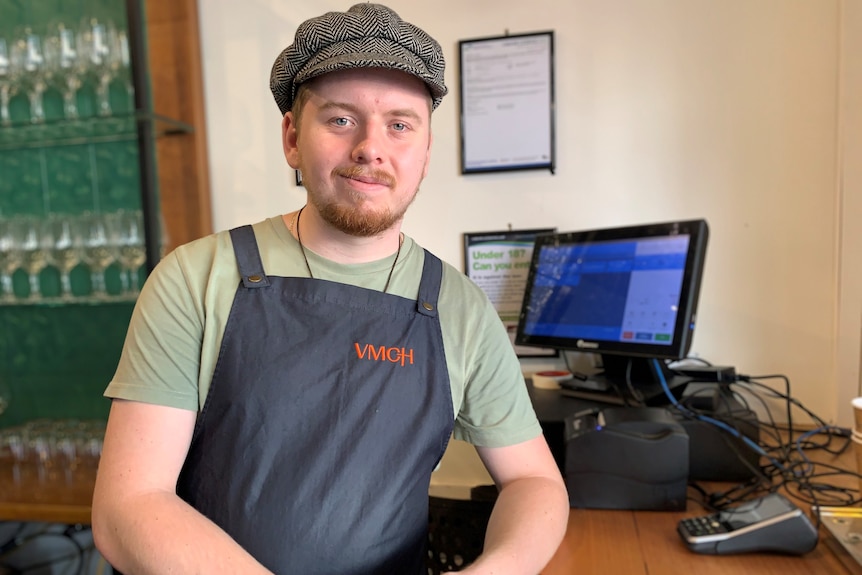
[270,3,448,114]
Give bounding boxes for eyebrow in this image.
[318,101,425,125]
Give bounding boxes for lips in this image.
[336,166,396,188]
[351,174,386,185]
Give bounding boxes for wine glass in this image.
[50,214,83,299]
[20,216,55,300]
[81,18,122,117]
[44,22,89,120]
[13,27,51,123]
[79,211,117,298]
[0,36,27,126]
[0,217,26,301]
[0,36,24,126]
[115,210,146,294]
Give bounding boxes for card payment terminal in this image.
[677,493,818,555]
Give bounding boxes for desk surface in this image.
[543,504,858,575]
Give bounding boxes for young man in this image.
[92,4,568,573]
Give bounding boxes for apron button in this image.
[248,275,263,283]
[423,302,434,311]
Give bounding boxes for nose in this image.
[350,127,383,164]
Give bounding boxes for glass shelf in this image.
[0,293,138,307]
[0,112,195,151]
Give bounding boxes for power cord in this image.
[662,358,861,523]
[654,358,782,469]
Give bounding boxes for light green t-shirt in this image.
[106,216,541,447]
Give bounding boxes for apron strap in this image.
[416,250,442,317]
[229,225,272,288]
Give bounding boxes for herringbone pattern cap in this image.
[270,3,448,114]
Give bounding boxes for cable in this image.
[737,378,844,439]
[623,358,645,404]
[0,528,87,575]
[654,358,787,472]
[566,354,858,515]
[671,361,861,515]
[738,373,795,436]
[679,388,772,484]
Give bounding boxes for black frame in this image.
[515,219,710,360]
[458,31,556,175]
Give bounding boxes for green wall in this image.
[0,0,149,426]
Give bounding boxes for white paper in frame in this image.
[458,31,555,175]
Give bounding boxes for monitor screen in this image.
[515,219,709,361]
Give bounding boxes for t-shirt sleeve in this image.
[452,295,543,448]
[104,249,205,411]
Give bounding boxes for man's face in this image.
[283,68,433,237]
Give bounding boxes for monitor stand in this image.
[558,355,691,406]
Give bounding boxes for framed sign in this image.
[463,228,558,357]
[458,31,556,174]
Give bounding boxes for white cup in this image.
[852,397,862,432]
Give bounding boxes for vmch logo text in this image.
[354,342,415,366]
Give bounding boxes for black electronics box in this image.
[564,407,688,511]
[673,390,760,482]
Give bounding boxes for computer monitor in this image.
[515,219,709,404]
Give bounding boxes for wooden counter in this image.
[0,461,97,525]
[432,434,860,574]
[543,502,857,575]
[2,416,860,575]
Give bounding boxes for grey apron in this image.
[176,225,454,574]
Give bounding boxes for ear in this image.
[282,112,300,169]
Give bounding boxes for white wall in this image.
[197,0,861,425]
[837,0,862,425]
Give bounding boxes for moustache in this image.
[334,165,396,188]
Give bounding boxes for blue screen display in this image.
[521,235,690,345]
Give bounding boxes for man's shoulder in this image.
[171,216,283,264]
[439,257,491,303]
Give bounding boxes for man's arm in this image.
[91,399,272,574]
[462,435,569,575]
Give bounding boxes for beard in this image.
[305,165,421,237]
